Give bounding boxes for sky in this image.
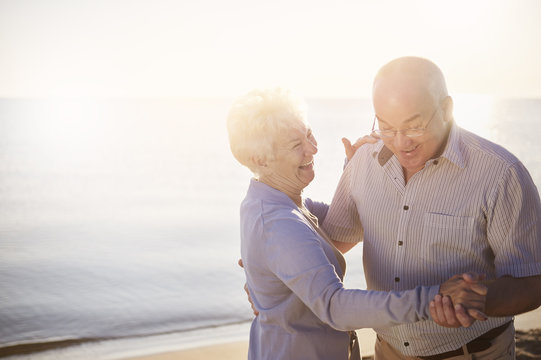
[1,0,540,98]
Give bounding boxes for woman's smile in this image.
[300,159,314,169]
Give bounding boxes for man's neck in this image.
[403,166,422,184]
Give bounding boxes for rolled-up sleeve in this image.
[487,161,541,278]
[322,160,364,243]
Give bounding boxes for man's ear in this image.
[441,96,454,123]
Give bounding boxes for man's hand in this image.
[342,135,379,161]
[431,273,488,328]
[238,259,259,316]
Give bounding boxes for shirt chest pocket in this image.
[420,213,475,263]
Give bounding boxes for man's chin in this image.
[398,158,425,173]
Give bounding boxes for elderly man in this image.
[323,56,541,359]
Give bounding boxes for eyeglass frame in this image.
[371,106,440,138]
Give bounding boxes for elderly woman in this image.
[226,88,487,360]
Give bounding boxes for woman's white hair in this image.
[226,88,307,176]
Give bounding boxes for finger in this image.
[247,291,259,316]
[342,138,353,155]
[434,294,447,324]
[352,135,378,147]
[469,282,488,296]
[467,308,488,321]
[342,138,355,160]
[442,296,459,327]
[247,290,258,314]
[461,272,478,282]
[238,259,244,268]
[249,296,259,316]
[429,300,438,321]
[461,272,487,283]
[454,304,475,328]
[462,272,488,284]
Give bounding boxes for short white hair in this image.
[226,88,307,175]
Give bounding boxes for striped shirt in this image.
[322,122,541,356]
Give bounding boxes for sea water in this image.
[0,96,540,359]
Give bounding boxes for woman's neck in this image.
[258,175,303,207]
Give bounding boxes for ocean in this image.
[0,96,540,359]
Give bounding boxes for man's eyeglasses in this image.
[371,107,439,138]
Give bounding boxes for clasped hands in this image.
[431,272,488,328]
[239,259,488,328]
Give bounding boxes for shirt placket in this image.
[383,164,426,354]
[385,162,429,293]
[382,160,409,291]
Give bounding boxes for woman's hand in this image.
[431,273,488,328]
[342,135,379,161]
[238,259,259,316]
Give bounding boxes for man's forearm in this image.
[485,274,541,317]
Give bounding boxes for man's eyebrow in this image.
[377,114,422,126]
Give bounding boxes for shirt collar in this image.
[440,122,465,168]
[248,178,298,207]
[373,121,465,169]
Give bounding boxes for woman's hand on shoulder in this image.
[342,134,379,161]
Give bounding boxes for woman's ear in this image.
[250,156,270,177]
[252,155,267,168]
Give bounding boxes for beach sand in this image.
[123,307,541,360]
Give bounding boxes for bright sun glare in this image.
[452,94,494,137]
[0,1,540,98]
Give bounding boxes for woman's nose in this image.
[307,139,318,154]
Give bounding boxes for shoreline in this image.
[0,322,252,360]
[3,308,540,360]
[121,307,541,360]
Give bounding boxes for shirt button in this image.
[404,342,410,347]
[434,160,439,165]
[403,205,409,210]
[398,241,403,246]
[394,277,400,282]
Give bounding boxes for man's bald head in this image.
[373,56,449,105]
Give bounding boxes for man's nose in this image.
[394,132,413,148]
